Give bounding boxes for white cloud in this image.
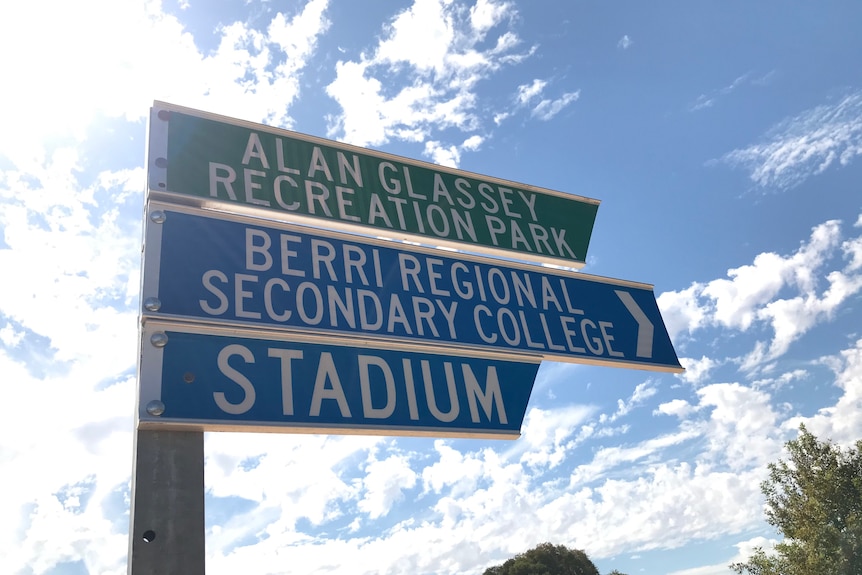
[689,72,760,113]
[751,368,809,391]
[600,380,658,422]
[690,94,715,112]
[516,404,596,468]
[359,451,418,519]
[666,560,737,575]
[657,283,709,341]
[678,356,719,385]
[470,0,511,32]
[668,537,778,575]
[655,399,694,418]
[493,111,511,125]
[788,337,862,446]
[0,358,134,574]
[531,380,792,557]
[326,0,529,153]
[568,428,701,488]
[720,90,862,189]
[844,220,862,271]
[425,141,463,167]
[375,0,457,74]
[531,91,581,121]
[741,269,862,370]
[323,0,578,161]
[617,34,632,50]
[697,383,783,470]
[204,433,379,523]
[542,461,765,558]
[423,441,488,496]
[0,322,25,347]
[0,159,142,380]
[424,134,486,167]
[516,79,548,105]
[667,536,779,575]
[512,79,580,121]
[0,0,331,167]
[657,217,862,371]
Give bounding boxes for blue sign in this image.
[137,324,539,438]
[143,204,682,372]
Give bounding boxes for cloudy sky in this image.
[2,1,862,574]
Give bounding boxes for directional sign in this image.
[147,101,600,269]
[137,322,539,439]
[142,203,682,372]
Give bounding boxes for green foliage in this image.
[483,542,600,575]
[606,570,629,575]
[730,425,862,575]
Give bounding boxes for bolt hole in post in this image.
[142,530,156,543]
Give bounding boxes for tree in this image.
[731,425,862,575]
[483,542,600,575]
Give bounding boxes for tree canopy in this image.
[731,425,862,575]
[483,542,600,575]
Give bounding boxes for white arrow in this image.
[614,290,654,358]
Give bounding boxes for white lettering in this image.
[245,229,272,272]
[268,348,302,415]
[309,352,351,417]
[214,344,256,414]
[241,133,270,169]
[200,270,229,315]
[209,163,237,200]
[359,355,396,419]
[464,365,507,424]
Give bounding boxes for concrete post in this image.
[128,429,205,575]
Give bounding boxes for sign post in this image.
[129,101,682,574]
[128,429,204,575]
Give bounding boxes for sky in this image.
[1,1,861,574]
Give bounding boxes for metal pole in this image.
[128,429,205,575]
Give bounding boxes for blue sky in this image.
[1,1,862,574]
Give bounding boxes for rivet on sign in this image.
[183,372,195,383]
[157,110,171,121]
[154,157,168,169]
[149,210,166,224]
[146,400,165,416]
[143,297,161,312]
[150,333,168,348]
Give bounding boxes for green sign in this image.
[149,102,600,268]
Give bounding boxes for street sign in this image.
[142,202,682,372]
[137,322,539,439]
[147,101,600,269]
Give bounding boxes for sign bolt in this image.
[157,109,170,121]
[154,157,168,169]
[149,210,166,224]
[146,400,165,416]
[143,297,161,312]
[183,372,195,383]
[150,333,168,348]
